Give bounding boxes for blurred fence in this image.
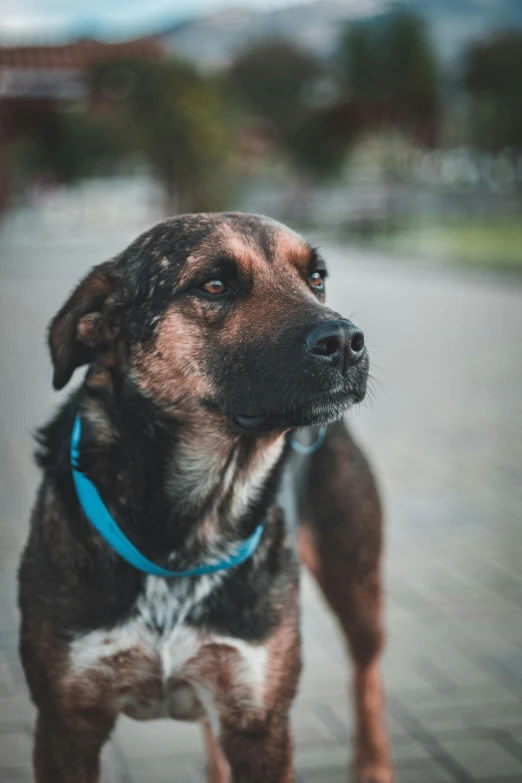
[1,152,520,240]
[0,174,163,246]
[235,146,522,229]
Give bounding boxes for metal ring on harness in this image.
[290,425,327,455]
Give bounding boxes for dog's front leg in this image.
[193,586,300,783]
[220,715,294,783]
[297,420,394,783]
[203,720,231,783]
[33,709,114,783]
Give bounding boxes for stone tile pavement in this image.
[1,211,521,782]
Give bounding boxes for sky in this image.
[0,0,315,40]
[0,0,499,41]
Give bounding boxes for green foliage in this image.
[288,112,348,178]
[339,8,439,113]
[340,24,381,100]
[11,109,122,189]
[465,32,522,150]
[228,40,348,179]
[228,41,323,134]
[89,57,232,211]
[48,110,123,183]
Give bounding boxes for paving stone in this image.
[128,760,206,783]
[437,738,522,780]
[0,731,33,771]
[114,717,205,760]
[393,758,455,783]
[0,693,35,724]
[0,778,34,783]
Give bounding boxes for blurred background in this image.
[1,1,522,782]
[1,0,522,265]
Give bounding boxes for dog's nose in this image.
[305,319,365,372]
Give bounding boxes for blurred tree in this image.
[465,32,522,150]
[288,110,350,178]
[339,23,382,101]
[384,9,439,114]
[44,110,124,183]
[10,108,123,195]
[90,57,232,212]
[339,9,439,120]
[228,40,350,180]
[228,41,323,135]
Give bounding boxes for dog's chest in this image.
[66,575,266,723]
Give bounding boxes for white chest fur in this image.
[66,575,267,727]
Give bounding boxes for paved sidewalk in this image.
[1,214,522,782]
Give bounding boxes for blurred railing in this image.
[1,147,520,271]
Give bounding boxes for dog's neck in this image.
[165,418,286,531]
[75,372,287,569]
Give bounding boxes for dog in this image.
[18,213,393,783]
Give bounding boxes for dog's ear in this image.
[48,261,121,390]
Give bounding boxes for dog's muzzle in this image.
[305,319,365,375]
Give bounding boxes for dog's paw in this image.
[353,764,395,783]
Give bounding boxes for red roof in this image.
[0,37,161,69]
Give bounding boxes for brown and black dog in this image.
[18,213,393,783]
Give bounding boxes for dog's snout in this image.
[305,319,365,372]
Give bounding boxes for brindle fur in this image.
[18,213,393,783]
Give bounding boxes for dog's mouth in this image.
[234,413,269,430]
[231,385,365,433]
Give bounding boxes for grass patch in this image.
[371,217,522,271]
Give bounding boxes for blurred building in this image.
[0,37,161,211]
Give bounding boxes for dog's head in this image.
[49,213,368,432]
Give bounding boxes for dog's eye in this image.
[200,280,229,296]
[309,272,325,291]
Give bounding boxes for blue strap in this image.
[290,426,327,455]
[70,415,263,578]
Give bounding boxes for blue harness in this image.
[70,416,326,578]
[70,415,263,578]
